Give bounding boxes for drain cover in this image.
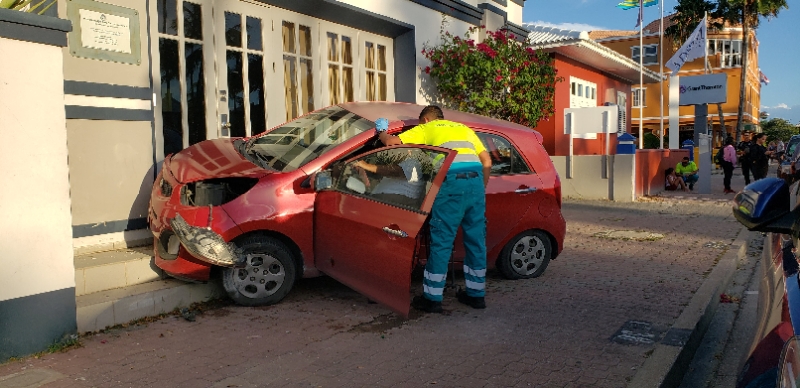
[610,320,663,346]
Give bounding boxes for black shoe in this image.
[411,295,443,313]
[456,290,486,309]
[689,184,694,191]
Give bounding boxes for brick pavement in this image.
[0,175,744,388]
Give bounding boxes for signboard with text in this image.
[679,74,727,106]
[67,0,141,65]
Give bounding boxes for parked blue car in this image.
[733,178,800,387]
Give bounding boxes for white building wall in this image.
[0,37,74,301]
[337,0,473,104]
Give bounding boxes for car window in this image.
[788,139,800,158]
[245,106,373,172]
[476,133,533,175]
[334,147,448,211]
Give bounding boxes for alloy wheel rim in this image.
[509,235,546,276]
[233,253,286,299]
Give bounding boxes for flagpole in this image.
[659,0,664,149]
[639,0,644,149]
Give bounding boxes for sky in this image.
[522,0,800,124]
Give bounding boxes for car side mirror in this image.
[733,177,794,234]
[314,170,332,192]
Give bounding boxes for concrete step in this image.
[76,278,224,333]
[74,245,163,296]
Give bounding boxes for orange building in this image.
[527,26,661,156]
[590,15,761,147]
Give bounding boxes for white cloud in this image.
[523,20,608,32]
[762,104,800,123]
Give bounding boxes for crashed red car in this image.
[149,102,566,317]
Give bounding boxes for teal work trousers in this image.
[423,172,487,301]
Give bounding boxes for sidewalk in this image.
[0,188,746,387]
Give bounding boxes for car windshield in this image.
[787,139,800,159]
[243,106,373,172]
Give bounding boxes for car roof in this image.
[338,101,540,140]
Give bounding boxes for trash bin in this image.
[682,139,695,162]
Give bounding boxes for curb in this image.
[627,227,750,388]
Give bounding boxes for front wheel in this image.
[221,236,297,306]
[497,230,552,280]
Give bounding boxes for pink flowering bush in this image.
[422,27,560,127]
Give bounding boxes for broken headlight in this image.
[170,214,242,267]
[180,178,258,207]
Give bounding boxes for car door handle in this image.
[382,227,408,238]
[515,187,537,194]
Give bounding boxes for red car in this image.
[149,102,566,317]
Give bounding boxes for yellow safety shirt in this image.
[398,119,486,173]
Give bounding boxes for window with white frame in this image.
[569,77,597,108]
[326,32,354,105]
[631,45,658,65]
[365,41,387,101]
[707,39,742,68]
[633,88,646,107]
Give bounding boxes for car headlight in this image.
[170,214,242,267]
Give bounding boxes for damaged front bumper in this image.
[170,213,243,267]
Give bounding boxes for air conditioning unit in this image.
[604,102,626,134]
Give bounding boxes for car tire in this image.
[497,230,552,280]
[221,236,297,306]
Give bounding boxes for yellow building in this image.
[590,15,761,147]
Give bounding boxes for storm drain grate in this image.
[610,320,663,346]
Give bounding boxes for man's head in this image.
[743,131,752,141]
[419,105,444,124]
[681,157,690,166]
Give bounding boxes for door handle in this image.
[515,187,537,194]
[382,227,408,238]
[221,122,232,129]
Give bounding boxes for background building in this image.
[590,15,761,147]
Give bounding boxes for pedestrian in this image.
[376,105,492,313]
[737,131,753,185]
[750,133,772,181]
[721,137,737,194]
[675,157,699,191]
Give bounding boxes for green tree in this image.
[717,0,788,140]
[0,0,56,14]
[422,25,561,127]
[761,118,799,143]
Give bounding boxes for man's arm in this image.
[478,151,492,188]
[378,132,402,146]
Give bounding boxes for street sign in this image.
[679,74,727,106]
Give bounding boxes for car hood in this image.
[167,138,270,183]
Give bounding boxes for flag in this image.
[617,0,658,27]
[759,70,770,85]
[665,16,707,76]
[616,0,658,10]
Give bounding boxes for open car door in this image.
[314,145,457,317]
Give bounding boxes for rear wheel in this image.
[497,230,552,280]
[221,236,297,306]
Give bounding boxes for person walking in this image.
[721,137,737,194]
[376,106,493,313]
[750,133,772,181]
[737,131,753,185]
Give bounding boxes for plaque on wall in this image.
[67,0,141,65]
